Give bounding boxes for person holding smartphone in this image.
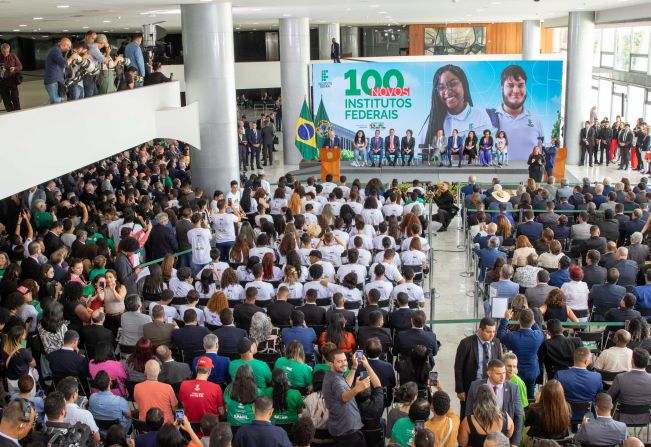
[354,352,385,447]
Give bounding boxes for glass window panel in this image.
[628,85,645,123]
[612,94,624,118]
[614,84,627,94]
[646,104,651,122]
[598,79,613,121]
[614,27,631,71]
[631,56,649,72]
[593,30,601,67]
[602,53,614,68]
[631,26,650,54]
[647,91,651,102]
[602,28,615,52]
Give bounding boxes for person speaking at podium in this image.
[322,130,341,149]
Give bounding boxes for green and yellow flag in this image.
[314,97,331,151]
[295,99,318,161]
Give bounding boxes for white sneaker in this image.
[351,161,358,167]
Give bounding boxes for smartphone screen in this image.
[175,409,185,421]
[359,371,369,380]
[429,371,439,385]
[355,350,363,360]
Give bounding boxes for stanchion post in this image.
[430,287,436,331]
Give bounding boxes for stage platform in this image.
[288,160,580,184]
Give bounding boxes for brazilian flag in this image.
[295,99,318,161]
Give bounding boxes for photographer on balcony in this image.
[0,43,22,112]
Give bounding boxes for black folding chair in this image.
[614,402,651,442]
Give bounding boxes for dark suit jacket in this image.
[605,307,642,322]
[384,135,400,154]
[446,135,463,154]
[43,231,64,257]
[517,220,544,241]
[357,305,388,327]
[295,304,326,326]
[145,225,178,262]
[624,218,645,237]
[401,136,415,153]
[465,378,524,444]
[589,283,626,320]
[357,326,392,354]
[261,124,275,145]
[80,324,114,350]
[613,259,639,287]
[20,256,41,282]
[393,328,438,361]
[326,308,355,328]
[387,308,413,333]
[609,369,651,424]
[158,360,192,385]
[454,334,503,395]
[583,264,607,289]
[599,252,618,269]
[48,348,89,379]
[233,303,264,330]
[322,137,342,149]
[213,325,247,355]
[540,334,583,378]
[598,219,620,242]
[330,42,340,58]
[171,325,210,359]
[246,128,262,147]
[266,301,294,326]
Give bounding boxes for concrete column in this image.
[181,2,238,193]
[318,23,340,60]
[552,28,562,54]
[522,20,541,60]
[280,17,310,165]
[341,26,360,57]
[564,11,595,165]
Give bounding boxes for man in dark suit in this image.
[238,125,248,172]
[295,289,326,326]
[265,287,294,326]
[624,209,646,238]
[247,121,262,170]
[213,309,247,356]
[627,232,649,266]
[589,268,627,321]
[43,221,64,257]
[20,241,42,282]
[580,121,595,167]
[48,330,89,380]
[555,347,604,420]
[447,129,464,168]
[392,310,438,362]
[387,293,413,333]
[609,348,651,425]
[464,359,524,446]
[322,129,341,149]
[233,288,264,332]
[613,246,639,288]
[400,130,416,166]
[583,250,607,289]
[360,337,396,405]
[576,226,607,262]
[597,208,620,242]
[330,37,340,63]
[357,310,392,356]
[605,293,642,322]
[171,309,210,361]
[156,345,192,384]
[80,310,114,355]
[618,123,634,170]
[540,318,583,379]
[454,317,502,415]
[368,129,383,167]
[260,118,275,167]
[22,186,46,213]
[325,293,355,328]
[575,393,627,446]
[516,211,544,241]
[145,212,178,262]
[357,289,388,327]
[383,128,400,166]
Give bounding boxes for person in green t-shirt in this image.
[504,352,529,409]
[391,398,432,447]
[229,337,272,390]
[274,341,313,388]
[262,368,305,424]
[223,363,260,426]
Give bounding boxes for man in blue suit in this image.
[516,210,544,241]
[555,346,603,421]
[624,209,646,238]
[461,175,479,198]
[588,268,626,321]
[575,393,627,446]
[367,129,383,167]
[383,128,400,166]
[322,130,341,149]
[473,236,506,282]
[247,122,263,170]
[124,34,145,87]
[447,129,464,167]
[473,223,503,249]
[497,308,544,399]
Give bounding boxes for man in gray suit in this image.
[464,359,524,445]
[609,347,651,425]
[575,393,627,446]
[525,270,557,308]
[627,232,649,266]
[22,185,46,214]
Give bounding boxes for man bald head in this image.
[623,438,644,447]
[617,247,629,260]
[486,222,497,235]
[144,359,161,380]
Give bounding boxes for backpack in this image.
[46,422,93,447]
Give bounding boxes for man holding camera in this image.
[0,43,22,112]
[44,37,77,104]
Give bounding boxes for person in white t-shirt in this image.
[391,268,425,307]
[225,180,242,213]
[278,265,304,300]
[248,233,276,262]
[197,248,230,281]
[317,232,346,267]
[169,267,195,298]
[186,213,213,277]
[269,188,288,215]
[148,289,180,323]
[210,198,240,261]
[382,192,403,218]
[302,264,331,299]
[321,174,337,195]
[303,205,319,226]
[364,263,394,303]
[347,191,364,215]
[245,263,275,301]
[401,238,429,270]
[336,249,367,286]
[370,250,404,284]
[373,223,397,250]
[307,250,336,280]
[320,273,363,310]
[302,193,323,215]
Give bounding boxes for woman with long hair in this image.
[288,192,302,216]
[141,263,166,302]
[194,268,217,299]
[495,215,514,247]
[317,313,356,353]
[60,281,91,334]
[540,289,578,323]
[284,250,308,282]
[224,364,259,426]
[387,382,419,437]
[401,237,428,269]
[38,263,61,304]
[319,204,336,230]
[204,290,228,326]
[352,130,368,167]
[479,130,494,167]
[494,130,509,167]
[278,224,299,263]
[249,312,280,354]
[220,268,245,303]
[122,336,154,381]
[527,147,545,182]
[421,64,492,148]
[264,368,304,424]
[102,269,127,336]
[525,379,571,439]
[262,252,283,281]
[37,301,68,355]
[160,254,176,284]
[361,197,383,227]
[458,384,514,447]
[396,345,431,387]
[230,231,251,264]
[270,188,288,216]
[279,265,304,300]
[275,341,313,387]
[2,325,36,392]
[464,130,478,165]
[303,370,329,431]
[89,342,128,396]
[512,235,536,267]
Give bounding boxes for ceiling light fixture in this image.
[12,29,20,32]
[19,24,27,27]
[56,5,70,8]
[282,13,291,17]
[33,17,43,20]
[103,20,111,23]
[62,29,69,31]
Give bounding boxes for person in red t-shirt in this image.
[179,356,225,422]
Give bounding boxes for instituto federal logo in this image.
[319,69,332,88]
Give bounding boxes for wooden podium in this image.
[551,147,567,180]
[320,147,341,182]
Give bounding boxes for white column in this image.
[280,17,310,166]
[552,28,562,54]
[181,2,238,193]
[341,26,360,57]
[522,20,541,60]
[318,23,340,60]
[564,11,595,165]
